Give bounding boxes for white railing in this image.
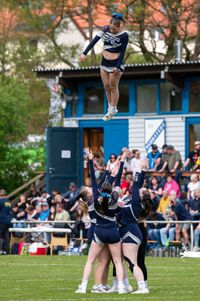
[11,219,200,251]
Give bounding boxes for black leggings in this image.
[138,222,147,281]
[0,223,10,254]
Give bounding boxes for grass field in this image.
[0,256,199,301]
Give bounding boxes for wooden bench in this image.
[167,240,182,257]
[9,227,71,255]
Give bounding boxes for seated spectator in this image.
[39,203,50,222]
[49,206,56,222]
[147,211,166,248]
[187,174,200,201]
[42,206,56,245]
[34,204,42,220]
[17,194,27,211]
[107,153,118,173]
[160,144,168,167]
[26,206,38,221]
[28,190,41,207]
[131,149,142,175]
[73,200,91,239]
[160,145,182,182]
[12,203,27,229]
[120,172,132,196]
[184,141,200,171]
[148,176,163,198]
[55,194,64,205]
[188,189,200,220]
[170,194,192,249]
[50,189,60,207]
[147,144,162,170]
[123,149,132,172]
[157,190,170,215]
[160,216,175,247]
[55,203,70,222]
[164,174,181,199]
[63,182,78,200]
[40,189,51,205]
[194,223,200,251]
[92,152,105,179]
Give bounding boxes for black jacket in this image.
[0,197,13,225]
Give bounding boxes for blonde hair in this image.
[190,174,199,182]
[78,199,88,217]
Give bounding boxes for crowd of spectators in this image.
[0,141,200,255]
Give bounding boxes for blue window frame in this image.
[75,80,131,117]
[185,117,200,158]
[64,76,200,117]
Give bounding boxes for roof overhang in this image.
[34,61,200,89]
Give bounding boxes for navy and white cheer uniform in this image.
[87,168,110,244]
[118,170,145,246]
[89,159,122,244]
[83,25,129,72]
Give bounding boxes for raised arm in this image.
[98,169,110,189]
[131,160,147,217]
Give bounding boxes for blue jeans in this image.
[194,229,200,248]
[160,227,175,246]
[13,221,26,228]
[148,229,161,248]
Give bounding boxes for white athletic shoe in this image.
[109,106,118,116]
[102,284,111,292]
[91,284,108,293]
[75,285,86,293]
[108,285,118,293]
[103,112,113,121]
[131,288,149,294]
[118,286,128,294]
[125,284,133,293]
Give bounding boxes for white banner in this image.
[145,119,166,151]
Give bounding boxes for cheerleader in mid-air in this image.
[80,13,129,121]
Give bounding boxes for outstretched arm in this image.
[98,169,110,188]
[131,160,147,217]
[88,159,99,200]
[108,152,126,186]
[82,36,101,56]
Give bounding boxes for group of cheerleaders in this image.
[75,149,152,294]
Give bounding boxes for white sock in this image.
[113,277,118,287]
[123,278,129,286]
[145,280,148,288]
[138,280,146,290]
[118,280,124,290]
[108,103,111,111]
[81,279,88,289]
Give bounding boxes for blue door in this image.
[79,119,128,161]
[46,127,80,193]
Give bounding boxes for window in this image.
[189,124,200,151]
[189,82,200,112]
[118,85,129,112]
[160,82,182,112]
[136,84,157,113]
[84,86,104,114]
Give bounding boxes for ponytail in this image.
[139,192,152,221]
